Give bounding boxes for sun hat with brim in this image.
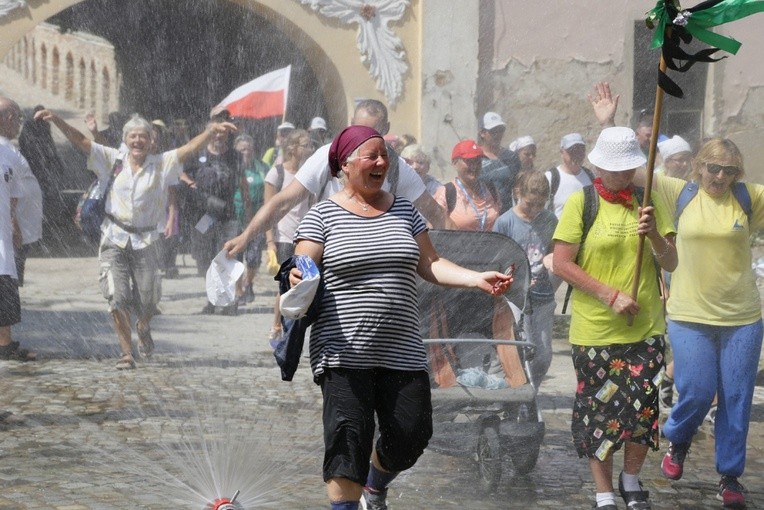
[587,127,647,172]
[277,121,295,131]
[328,125,383,177]
[452,139,485,160]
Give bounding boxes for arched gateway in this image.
[0,0,427,139]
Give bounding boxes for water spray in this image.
[206,490,242,510]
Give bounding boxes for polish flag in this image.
[216,65,291,119]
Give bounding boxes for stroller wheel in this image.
[476,426,502,493]
[509,441,541,475]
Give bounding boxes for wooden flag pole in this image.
[627,55,668,326]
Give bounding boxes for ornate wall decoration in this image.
[296,0,410,105]
[0,0,26,18]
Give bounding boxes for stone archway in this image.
[0,0,424,137]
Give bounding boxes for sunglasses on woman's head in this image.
[705,163,739,176]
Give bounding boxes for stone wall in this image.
[2,22,119,124]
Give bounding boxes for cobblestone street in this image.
[1,256,763,509]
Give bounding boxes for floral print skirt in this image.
[571,336,665,460]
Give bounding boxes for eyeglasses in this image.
[705,162,739,176]
[355,153,389,162]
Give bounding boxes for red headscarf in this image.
[328,125,383,177]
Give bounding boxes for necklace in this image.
[344,192,369,211]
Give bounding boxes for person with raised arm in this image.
[35,108,236,369]
[223,99,447,258]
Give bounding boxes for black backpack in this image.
[547,165,596,212]
[444,180,499,214]
[193,151,237,220]
[561,185,653,313]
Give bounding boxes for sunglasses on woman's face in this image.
[705,163,739,176]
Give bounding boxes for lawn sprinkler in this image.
[206,490,242,510]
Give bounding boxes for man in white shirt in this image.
[1,110,43,287]
[224,100,447,256]
[0,96,36,362]
[545,133,595,218]
[36,108,236,369]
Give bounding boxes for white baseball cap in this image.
[560,133,585,150]
[480,112,506,131]
[658,135,692,160]
[509,136,535,152]
[587,127,647,172]
[309,116,327,131]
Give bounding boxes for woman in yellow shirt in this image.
[655,138,764,509]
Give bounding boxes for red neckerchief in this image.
[593,177,635,210]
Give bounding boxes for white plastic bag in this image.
[205,249,245,307]
[279,255,320,319]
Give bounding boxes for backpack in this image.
[547,165,596,212]
[674,181,751,229]
[444,181,499,214]
[194,151,237,219]
[561,185,650,313]
[273,163,321,207]
[76,158,122,244]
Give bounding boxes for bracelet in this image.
[608,290,619,307]
[651,239,671,258]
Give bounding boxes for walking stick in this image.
[626,56,667,326]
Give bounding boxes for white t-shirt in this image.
[0,137,42,245]
[545,165,593,218]
[264,165,313,244]
[88,144,181,249]
[0,148,23,278]
[294,143,426,203]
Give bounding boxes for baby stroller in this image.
[419,230,545,492]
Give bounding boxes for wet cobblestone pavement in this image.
[1,257,763,509]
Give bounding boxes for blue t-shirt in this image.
[493,208,558,303]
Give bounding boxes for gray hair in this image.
[122,114,152,143]
[234,134,255,147]
[400,143,429,163]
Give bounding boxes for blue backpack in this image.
[674,181,752,229]
[76,159,122,244]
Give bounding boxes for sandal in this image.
[115,354,136,370]
[137,328,154,358]
[0,341,37,362]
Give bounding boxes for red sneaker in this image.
[717,476,746,509]
[661,442,690,480]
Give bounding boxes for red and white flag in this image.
[216,65,291,119]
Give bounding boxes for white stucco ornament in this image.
[0,0,26,17]
[296,0,410,105]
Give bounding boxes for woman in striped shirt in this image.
[291,125,512,510]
